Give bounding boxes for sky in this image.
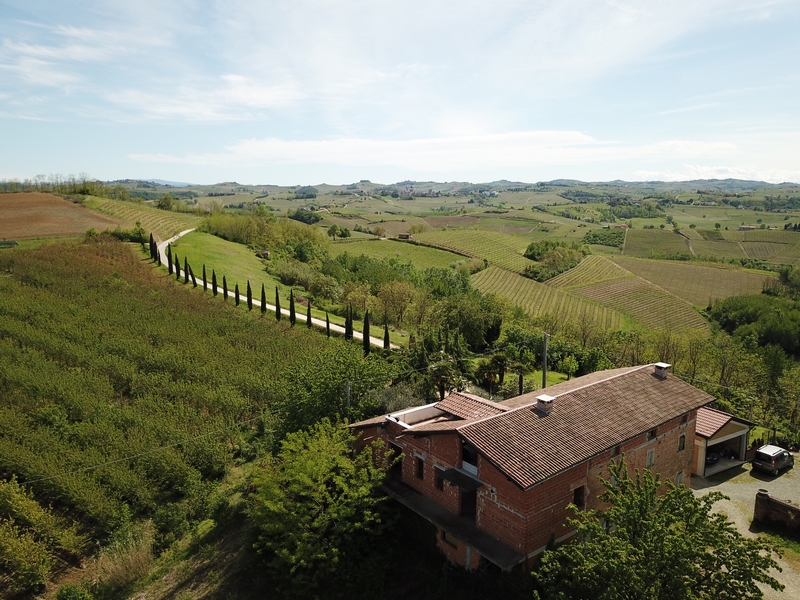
[1,0,799,186]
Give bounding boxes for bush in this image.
[57,584,93,600]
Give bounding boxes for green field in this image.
[609,257,774,306]
[328,239,465,269]
[414,230,534,273]
[85,197,202,240]
[623,229,690,257]
[472,266,624,329]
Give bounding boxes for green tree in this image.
[327,224,340,240]
[384,322,390,350]
[156,193,174,211]
[275,287,281,321]
[235,283,240,306]
[248,420,392,599]
[306,299,312,329]
[212,269,218,296]
[174,253,180,280]
[247,280,253,311]
[289,290,296,325]
[337,227,351,240]
[558,355,579,380]
[326,313,331,338]
[260,283,266,315]
[167,245,173,275]
[534,457,783,600]
[202,264,207,291]
[223,275,228,300]
[363,310,371,356]
[345,305,353,340]
[183,257,189,284]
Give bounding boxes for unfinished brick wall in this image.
[754,489,800,536]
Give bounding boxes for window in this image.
[676,470,684,485]
[611,445,621,457]
[441,529,458,548]
[646,449,655,468]
[435,468,444,491]
[572,485,585,510]
[681,415,688,424]
[416,456,424,479]
[647,428,657,441]
[678,434,686,452]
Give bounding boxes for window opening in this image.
[416,456,424,479]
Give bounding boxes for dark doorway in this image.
[388,443,402,479]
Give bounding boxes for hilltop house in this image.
[352,363,714,570]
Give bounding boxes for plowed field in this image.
[0,193,122,239]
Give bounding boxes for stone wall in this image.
[754,489,800,536]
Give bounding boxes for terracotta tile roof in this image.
[349,414,389,429]
[695,407,733,438]
[435,392,508,420]
[459,365,715,489]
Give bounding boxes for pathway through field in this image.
[157,230,396,349]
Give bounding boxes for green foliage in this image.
[0,237,396,562]
[0,518,51,593]
[248,420,392,599]
[583,228,626,247]
[709,295,800,357]
[534,457,784,600]
[57,584,93,600]
[523,240,590,282]
[286,208,322,224]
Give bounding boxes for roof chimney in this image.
[654,362,671,379]
[534,394,555,415]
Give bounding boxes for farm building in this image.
[738,225,756,230]
[693,407,753,478]
[352,363,714,570]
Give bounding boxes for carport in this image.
[693,407,754,478]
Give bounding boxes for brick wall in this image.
[754,489,800,536]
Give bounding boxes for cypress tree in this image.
[260,283,266,315]
[326,313,331,337]
[174,253,180,280]
[184,257,189,284]
[247,281,253,311]
[202,264,207,291]
[275,287,281,321]
[289,290,296,325]
[345,305,353,341]
[157,249,161,267]
[189,264,197,287]
[223,276,228,300]
[306,299,312,329]
[363,310,371,356]
[384,322,390,350]
[149,233,155,259]
[212,269,218,296]
[167,245,173,274]
[235,283,240,306]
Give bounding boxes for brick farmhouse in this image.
[352,363,715,570]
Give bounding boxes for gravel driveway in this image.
[692,456,799,599]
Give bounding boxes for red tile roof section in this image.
[695,407,733,438]
[435,392,508,420]
[459,365,714,489]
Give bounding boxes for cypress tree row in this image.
[167,245,173,275]
[184,257,189,284]
[260,283,266,315]
[363,310,371,355]
[289,290,296,325]
[223,276,228,300]
[212,269,218,296]
[384,323,390,350]
[247,281,253,311]
[306,300,312,329]
[275,287,281,321]
[235,283,240,306]
[202,264,207,291]
[326,313,331,337]
[189,264,197,288]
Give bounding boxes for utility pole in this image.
[542,333,550,390]
[346,381,351,425]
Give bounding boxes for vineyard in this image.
[741,242,784,260]
[472,266,623,329]
[328,239,463,270]
[609,257,774,306]
[546,255,633,289]
[85,197,202,240]
[414,230,533,273]
[623,229,689,257]
[691,240,745,260]
[573,276,709,331]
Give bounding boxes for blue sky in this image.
[1,0,799,185]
